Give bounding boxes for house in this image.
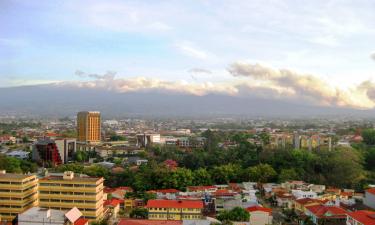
[292,190,317,199]
[146,200,204,220]
[212,189,243,212]
[364,188,375,210]
[294,198,324,213]
[148,189,180,200]
[246,206,273,225]
[104,199,121,218]
[346,210,375,225]
[6,150,30,159]
[305,205,347,225]
[275,192,294,208]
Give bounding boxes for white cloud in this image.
[175,42,211,60]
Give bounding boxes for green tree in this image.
[247,164,276,183]
[217,207,250,222]
[279,168,299,182]
[211,164,241,184]
[74,150,88,162]
[83,165,110,180]
[193,168,212,185]
[362,129,375,145]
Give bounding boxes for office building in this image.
[38,171,104,221]
[77,111,101,144]
[55,138,77,164]
[32,138,63,166]
[0,171,38,222]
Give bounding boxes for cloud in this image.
[371,52,375,61]
[175,42,212,60]
[75,70,116,80]
[63,64,375,110]
[228,62,375,109]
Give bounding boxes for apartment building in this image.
[38,171,104,220]
[146,200,203,220]
[0,171,38,222]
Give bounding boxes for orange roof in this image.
[305,205,347,219]
[366,188,375,195]
[148,189,180,194]
[104,199,121,207]
[146,200,203,209]
[118,219,182,225]
[347,210,375,225]
[246,206,272,215]
[187,186,216,191]
[295,198,321,205]
[74,218,89,225]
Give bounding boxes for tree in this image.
[193,168,212,185]
[362,129,375,145]
[247,164,276,183]
[279,168,299,182]
[217,207,250,222]
[211,164,241,184]
[83,165,110,180]
[130,208,148,219]
[73,150,88,162]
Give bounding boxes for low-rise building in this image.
[17,207,88,225]
[246,206,273,225]
[305,205,347,225]
[146,200,204,220]
[346,210,375,225]
[364,188,375,210]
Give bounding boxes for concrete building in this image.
[77,111,101,144]
[0,171,39,222]
[38,171,104,221]
[55,139,76,164]
[6,150,30,160]
[18,207,88,225]
[346,210,375,225]
[146,200,204,220]
[136,133,161,148]
[364,188,375,210]
[33,138,63,166]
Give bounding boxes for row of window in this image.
[46,206,99,212]
[0,192,37,201]
[39,183,97,188]
[0,199,36,208]
[149,208,201,212]
[39,190,97,196]
[149,214,201,219]
[0,178,36,186]
[39,199,97,204]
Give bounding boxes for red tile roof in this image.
[295,198,324,205]
[305,205,347,219]
[118,219,182,225]
[74,218,89,225]
[104,199,121,207]
[347,210,375,225]
[146,200,203,209]
[187,186,216,191]
[246,206,272,215]
[366,188,375,195]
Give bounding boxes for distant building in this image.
[18,207,88,225]
[136,133,160,148]
[32,138,63,166]
[0,171,39,222]
[6,150,30,159]
[305,205,347,225]
[38,171,104,221]
[346,210,375,225]
[55,138,76,163]
[77,111,101,144]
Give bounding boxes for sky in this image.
[2,0,375,109]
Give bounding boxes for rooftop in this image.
[118,219,182,225]
[347,210,375,225]
[305,205,347,218]
[146,200,204,209]
[39,175,102,182]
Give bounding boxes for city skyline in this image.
[2,1,375,110]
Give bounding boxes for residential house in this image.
[304,205,347,225]
[246,206,273,225]
[294,198,325,214]
[346,210,375,225]
[292,190,318,199]
[275,192,294,208]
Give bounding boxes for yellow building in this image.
[0,171,38,222]
[77,111,101,143]
[38,171,104,221]
[146,199,203,220]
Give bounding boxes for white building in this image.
[364,188,375,210]
[291,190,317,199]
[18,207,87,225]
[6,150,30,159]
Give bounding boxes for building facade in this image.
[77,111,101,144]
[146,200,203,220]
[38,171,104,220]
[0,171,39,222]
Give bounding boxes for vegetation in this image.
[0,154,38,173]
[217,207,250,222]
[129,208,148,219]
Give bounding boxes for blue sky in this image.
[2,0,375,108]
